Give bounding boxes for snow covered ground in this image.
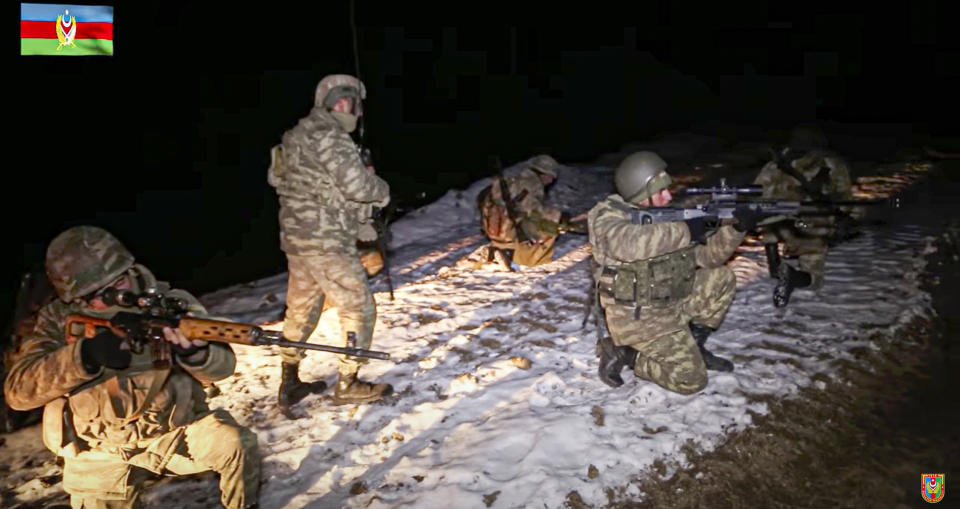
[0,136,937,509]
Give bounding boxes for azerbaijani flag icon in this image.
[20,3,114,56]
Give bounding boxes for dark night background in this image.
[6,1,957,326]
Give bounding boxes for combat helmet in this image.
[614,151,672,203]
[314,74,367,114]
[528,154,559,178]
[45,226,135,302]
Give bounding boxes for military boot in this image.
[773,263,812,308]
[596,336,636,387]
[764,243,781,278]
[278,362,327,417]
[332,372,393,405]
[689,323,734,372]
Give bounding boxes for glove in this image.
[732,205,762,233]
[172,342,210,365]
[80,330,131,373]
[684,217,707,244]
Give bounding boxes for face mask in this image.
[330,111,358,133]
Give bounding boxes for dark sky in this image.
[6,1,957,325]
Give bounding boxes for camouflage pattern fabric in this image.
[588,194,744,394]
[605,267,736,394]
[281,253,375,376]
[65,409,258,509]
[509,236,557,267]
[481,167,563,266]
[45,226,135,303]
[753,149,853,201]
[3,269,258,508]
[268,107,390,256]
[1,268,54,433]
[754,150,854,288]
[270,101,389,376]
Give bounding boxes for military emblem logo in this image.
[922,473,945,504]
[55,9,77,50]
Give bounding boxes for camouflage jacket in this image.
[269,107,390,255]
[588,194,745,270]
[754,149,853,201]
[588,195,744,338]
[485,168,562,243]
[3,272,235,467]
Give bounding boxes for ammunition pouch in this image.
[43,397,84,458]
[597,245,697,309]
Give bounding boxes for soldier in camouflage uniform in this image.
[588,152,760,394]
[268,74,392,413]
[3,226,259,509]
[478,155,581,268]
[753,126,855,307]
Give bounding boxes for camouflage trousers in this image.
[490,236,557,267]
[604,266,736,395]
[763,221,828,289]
[64,409,259,509]
[281,252,376,375]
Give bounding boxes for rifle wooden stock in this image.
[178,317,391,360]
[176,317,263,346]
[64,313,391,361]
[65,315,126,344]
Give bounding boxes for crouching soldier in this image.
[754,125,857,307]
[588,152,760,394]
[477,154,585,269]
[3,226,259,509]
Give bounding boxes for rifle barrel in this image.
[264,339,392,360]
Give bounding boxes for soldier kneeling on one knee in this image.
[587,152,760,394]
[4,226,259,509]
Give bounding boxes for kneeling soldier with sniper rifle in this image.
[3,226,260,509]
[64,288,391,364]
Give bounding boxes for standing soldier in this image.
[753,125,855,307]
[4,226,259,509]
[477,155,584,268]
[268,74,392,414]
[588,152,760,394]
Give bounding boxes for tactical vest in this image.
[268,124,370,223]
[268,142,336,201]
[268,111,344,203]
[596,244,697,309]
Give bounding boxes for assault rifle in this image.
[64,288,391,369]
[492,156,531,242]
[358,146,395,300]
[633,179,887,229]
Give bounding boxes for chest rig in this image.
[597,244,696,309]
[585,199,698,328]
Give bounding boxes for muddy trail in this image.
[604,160,960,509]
